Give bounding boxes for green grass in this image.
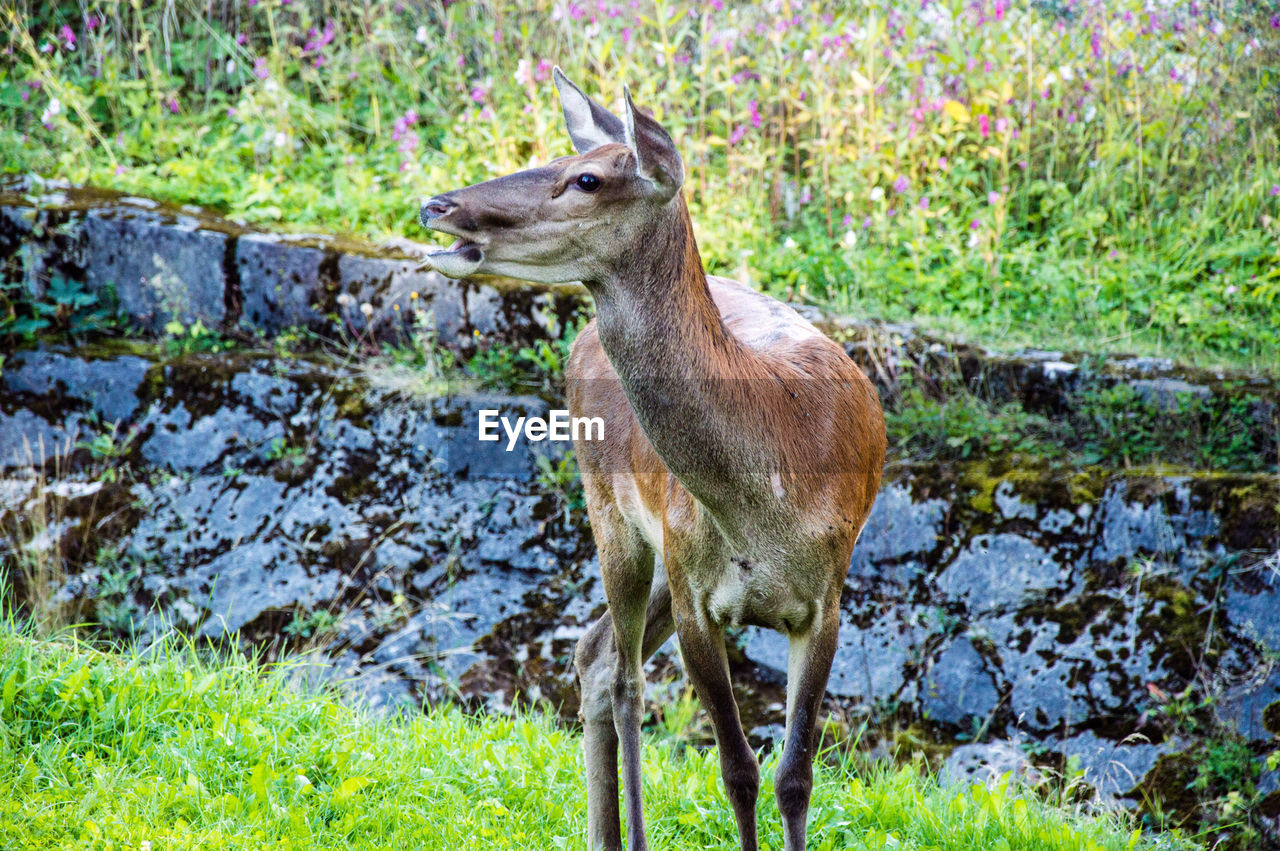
[0,628,1193,850]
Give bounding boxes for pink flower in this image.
[987,191,1000,206]
[748,100,762,129]
[969,218,980,230]
[938,156,947,169]
[470,85,487,104]
[254,58,269,79]
[919,197,929,210]
[729,124,747,145]
[1270,185,1280,196]
[842,213,853,227]
[977,114,990,138]
[114,165,126,175]
[535,59,552,81]
[85,15,99,30]
[1225,285,1238,295]
[226,107,236,118]
[59,25,76,50]
[236,32,247,46]
[995,117,1008,134]
[167,98,179,114]
[892,175,909,194]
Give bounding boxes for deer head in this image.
[419,69,685,284]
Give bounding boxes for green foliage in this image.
[162,318,234,356]
[282,608,339,640]
[4,1,1278,367]
[0,275,118,343]
[0,628,1192,850]
[535,450,587,533]
[1068,381,1268,471]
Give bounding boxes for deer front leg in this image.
[577,544,673,850]
[671,593,760,850]
[776,604,841,851]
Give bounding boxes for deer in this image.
[417,69,885,851]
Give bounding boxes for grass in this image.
[0,625,1194,850]
[3,1,1279,370]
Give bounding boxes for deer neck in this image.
[587,197,762,514]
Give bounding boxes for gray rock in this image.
[924,637,1000,727]
[4,349,151,423]
[942,739,1039,788]
[235,233,327,332]
[1057,729,1176,803]
[934,534,1065,613]
[83,209,228,330]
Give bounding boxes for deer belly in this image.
[704,561,817,635]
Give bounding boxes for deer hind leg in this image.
[575,547,674,851]
[776,604,841,851]
[671,590,760,851]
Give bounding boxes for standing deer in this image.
[418,70,885,851]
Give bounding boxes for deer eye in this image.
[575,173,602,193]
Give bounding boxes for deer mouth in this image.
[425,238,484,278]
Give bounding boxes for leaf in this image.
[333,775,373,803]
[942,100,970,123]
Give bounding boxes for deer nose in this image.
[420,195,457,226]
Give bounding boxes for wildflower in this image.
[227,107,236,118]
[938,156,947,169]
[969,218,980,230]
[236,32,248,46]
[471,85,487,104]
[987,191,1000,206]
[842,213,853,227]
[85,15,99,30]
[514,58,533,87]
[842,229,857,247]
[337,293,356,308]
[995,117,1008,134]
[535,59,552,81]
[273,131,287,148]
[748,100,762,129]
[784,237,798,250]
[977,114,990,138]
[254,58,269,80]
[869,186,885,202]
[40,96,61,125]
[416,25,429,44]
[60,25,76,50]
[1271,185,1280,196]
[862,216,872,229]
[360,302,374,318]
[892,175,909,194]
[227,59,237,73]
[918,197,929,211]
[114,164,126,176]
[729,125,747,145]
[167,97,179,114]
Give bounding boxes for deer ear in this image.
[553,67,626,154]
[622,86,684,201]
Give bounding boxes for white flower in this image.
[263,78,279,94]
[869,186,885,202]
[842,229,858,247]
[40,97,61,124]
[226,59,236,74]
[273,131,287,148]
[513,58,533,87]
[415,25,429,44]
[784,237,798,250]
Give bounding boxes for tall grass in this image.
[0,624,1194,849]
[3,0,1279,365]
